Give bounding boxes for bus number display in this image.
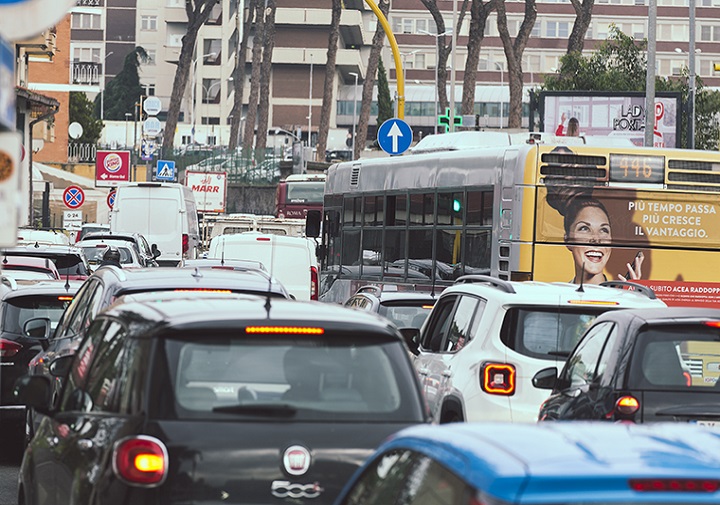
[609,154,665,183]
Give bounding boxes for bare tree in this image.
[315,0,343,162]
[162,0,221,152]
[495,0,536,128]
[229,0,256,150]
[567,0,595,53]
[242,0,266,155]
[420,0,469,116]
[255,0,277,157]
[461,0,497,115]
[354,0,390,159]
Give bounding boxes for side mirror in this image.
[532,367,559,390]
[305,210,321,238]
[13,375,53,414]
[399,328,421,356]
[23,317,51,340]
[315,244,326,262]
[49,355,74,378]
[151,244,161,258]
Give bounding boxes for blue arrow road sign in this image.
[156,160,176,181]
[377,118,413,156]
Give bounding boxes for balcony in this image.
[70,62,101,85]
[76,0,101,5]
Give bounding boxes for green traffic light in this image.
[453,199,462,212]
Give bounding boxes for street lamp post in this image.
[97,51,113,121]
[418,29,452,135]
[496,62,504,129]
[349,71,358,159]
[201,77,231,145]
[124,112,132,148]
[675,46,700,149]
[308,52,313,149]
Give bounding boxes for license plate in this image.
[692,420,720,429]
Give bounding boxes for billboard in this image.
[536,91,682,148]
[532,181,720,307]
[186,171,227,213]
[0,132,21,247]
[96,150,131,187]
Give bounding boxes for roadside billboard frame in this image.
[185,170,227,213]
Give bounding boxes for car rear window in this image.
[3,267,56,281]
[3,295,73,335]
[51,255,89,276]
[149,333,423,422]
[81,246,134,264]
[379,302,434,329]
[500,307,606,360]
[629,325,720,390]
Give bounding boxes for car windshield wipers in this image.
[212,403,298,417]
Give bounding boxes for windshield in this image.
[80,246,134,264]
[285,182,325,204]
[500,307,607,360]
[379,303,434,329]
[2,268,56,280]
[3,295,73,335]
[150,334,423,422]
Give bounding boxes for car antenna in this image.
[64,269,71,292]
[430,265,436,298]
[265,234,275,318]
[576,261,586,293]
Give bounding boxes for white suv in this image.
[407,276,666,424]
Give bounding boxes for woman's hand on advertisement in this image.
[617,251,644,281]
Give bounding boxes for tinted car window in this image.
[85,320,127,413]
[51,255,89,276]
[629,325,720,390]
[3,295,72,334]
[342,450,471,505]
[422,296,457,352]
[500,308,604,359]
[150,334,422,422]
[378,303,433,330]
[563,324,611,388]
[81,246,134,264]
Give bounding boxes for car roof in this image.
[93,266,288,297]
[1,244,84,255]
[181,258,267,271]
[1,255,58,270]
[442,277,665,308]
[593,306,720,325]
[1,280,82,299]
[78,240,136,250]
[103,293,399,336]
[377,423,720,503]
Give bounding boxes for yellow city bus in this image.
[318,133,720,306]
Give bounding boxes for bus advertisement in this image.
[275,173,325,219]
[318,135,720,307]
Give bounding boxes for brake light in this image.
[310,265,319,301]
[684,371,692,387]
[421,305,435,309]
[113,435,168,487]
[705,321,720,328]
[211,266,235,270]
[615,395,640,415]
[245,326,325,335]
[0,338,22,358]
[58,296,73,301]
[95,244,108,248]
[567,300,619,306]
[480,363,515,395]
[173,289,232,293]
[182,234,189,255]
[256,237,271,241]
[629,479,720,492]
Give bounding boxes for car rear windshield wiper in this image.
[212,403,298,417]
[547,350,570,357]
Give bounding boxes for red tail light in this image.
[630,479,720,492]
[480,363,515,395]
[0,338,22,358]
[113,436,168,487]
[705,321,720,328]
[310,265,319,301]
[182,234,189,255]
[683,371,692,387]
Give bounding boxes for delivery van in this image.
[110,182,200,266]
[208,232,318,301]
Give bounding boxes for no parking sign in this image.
[63,185,85,209]
[107,189,116,209]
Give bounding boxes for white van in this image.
[208,232,318,301]
[110,182,200,266]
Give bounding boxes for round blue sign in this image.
[377,118,413,156]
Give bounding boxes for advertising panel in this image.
[186,171,227,213]
[538,91,682,148]
[533,182,720,307]
[0,132,21,247]
[96,150,130,187]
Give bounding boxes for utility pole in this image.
[644,0,657,147]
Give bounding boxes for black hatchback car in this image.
[0,280,81,428]
[15,294,427,505]
[534,307,720,424]
[345,285,436,330]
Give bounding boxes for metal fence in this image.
[67,142,97,163]
[165,147,285,185]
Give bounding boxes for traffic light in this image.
[714,63,720,72]
[453,198,462,213]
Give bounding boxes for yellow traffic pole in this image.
[363,0,405,119]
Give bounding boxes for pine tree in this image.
[70,92,104,144]
[377,57,394,126]
[95,47,147,120]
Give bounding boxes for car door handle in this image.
[77,439,94,451]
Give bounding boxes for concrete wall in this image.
[226,185,277,215]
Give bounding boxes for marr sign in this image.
[185,171,227,213]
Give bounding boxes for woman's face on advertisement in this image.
[566,205,612,275]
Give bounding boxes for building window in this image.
[141,15,158,31]
[546,21,570,38]
[416,53,426,69]
[144,84,156,96]
[71,13,102,30]
[168,33,183,47]
[202,78,221,103]
[201,117,221,125]
[72,47,101,63]
[203,39,222,65]
[531,20,541,37]
[145,49,156,65]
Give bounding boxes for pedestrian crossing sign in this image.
[156,160,175,181]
